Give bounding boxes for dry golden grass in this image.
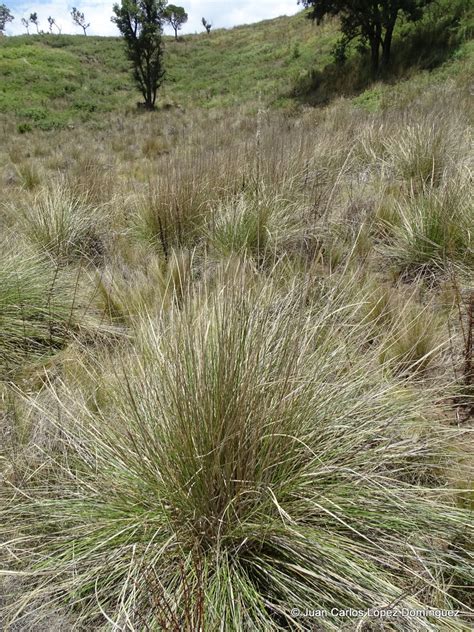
[0,63,473,631]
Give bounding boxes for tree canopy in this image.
[112,0,166,109]
[163,4,188,40]
[301,0,433,73]
[202,17,212,34]
[71,7,90,35]
[0,4,14,34]
[29,12,40,33]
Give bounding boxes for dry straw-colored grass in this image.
[0,69,473,630]
[2,273,473,630]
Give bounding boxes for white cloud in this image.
[6,0,299,36]
[183,1,298,33]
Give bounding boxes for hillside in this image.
[0,12,334,130]
[1,5,472,131]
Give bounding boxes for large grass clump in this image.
[2,274,472,630]
[210,194,271,259]
[383,120,467,188]
[16,181,105,264]
[379,179,474,277]
[0,247,80,377]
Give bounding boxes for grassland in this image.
[0,3,473,631]
[0,12,336,130]
[1,2,472,129]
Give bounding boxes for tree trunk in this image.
[174,27,178,40]
[143,80,156,110]
[370,20,382,75]
[370,37,379,75]
[145,86,154,109]
[381,22,395,69]
[144,56,155,109]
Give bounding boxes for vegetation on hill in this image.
[0,11,331,129]
[0,1,471,131]
[0,2,473,630]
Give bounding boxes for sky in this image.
[5,1,300,36]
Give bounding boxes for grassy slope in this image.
[164,14,336,107]
[0,12,335,129]
[0,35,131,128]
[1,7,472,131]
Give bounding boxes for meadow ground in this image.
[0,5,473,631]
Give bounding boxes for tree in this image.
[71,7,90,35]
[201,16,212,34]
[112,0,166,110]
[29,12,40,34]
[163,4,188,40]
[48,16,61,33]
[21,17,29,34]
[0,4,13,34]
[300,0,433,74]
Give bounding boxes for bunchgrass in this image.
[0,12,473,629]
[0,246,77,377]
[133,178,211,255]
[210,194,270,259]
[383,120,466,188]
[379,179,473,277]
[96,247,194,323]
[2,274,472,630]
[378,294,446,375]
[16,180,106,264]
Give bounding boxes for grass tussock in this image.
[15,180,106,264]
[96,246,194,323]
[380,179,473,277]
[383,118,469,188]
[1,277,473,630]
[209,194,271,259]
[378,294,446,375]
[0,247,78,377]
